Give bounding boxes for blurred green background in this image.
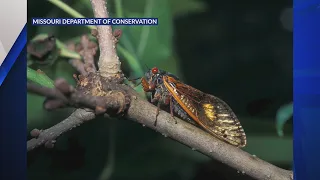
[27,0,293,179]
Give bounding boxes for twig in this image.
[67,43,87,75]
[90,0,121,78]
[67,35,98,75]
[27,77,129,114]
[27,109,95,151]
[27,78,129,150]
[79,35,97,73]
[69,59,87,75]
[27,81,68,103]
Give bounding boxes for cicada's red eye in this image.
[151,67,159,74]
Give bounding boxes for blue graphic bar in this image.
[0,48,26,180]
[0,25,27,86]
[293,0,320,179]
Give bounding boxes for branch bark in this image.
[90,0,121,78]
[27,109,95,151]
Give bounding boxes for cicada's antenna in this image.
[125,64,149,87]
[125,75,142,87]
[144,64,150,71]
[133,80,142,87]
[127,77,142,81]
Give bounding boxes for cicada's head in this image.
[141,67,164,92]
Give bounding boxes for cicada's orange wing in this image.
[162,75,246,147]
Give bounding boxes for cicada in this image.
[140,67,247,147]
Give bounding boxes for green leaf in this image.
[114,0,124,18]
[56,40,81,59]
[27,67,54,88]
[118,45,143,76]
[136,0,156,58]
[276,102,293,137]
[38,0,95,41]
[122,0,173,65]
[48,0,95,30]
[53,60,77,86]
[115,27,137,57]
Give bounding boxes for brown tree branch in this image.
[28,72,130,111]
[90,0,121,78]
[78,35,97,73]
[27,76,130,150]
[27,109,95,151]
[67,36,98,75]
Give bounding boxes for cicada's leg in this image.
[169,96,177,124]
[154,101,161,126]
[151,91,159,104]
[150,92,154,103]
[153,88,162,126]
